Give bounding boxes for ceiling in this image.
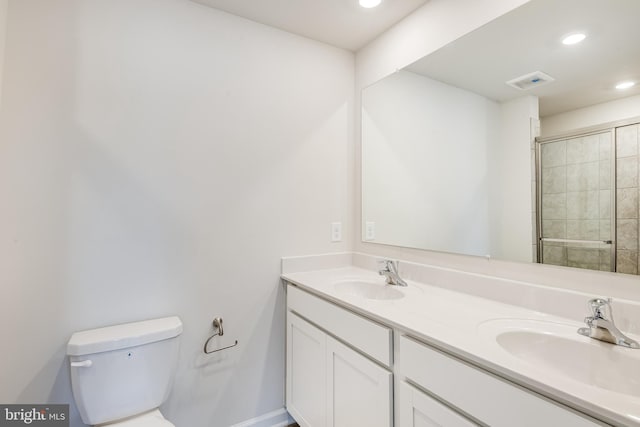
[190,0,429,51]
[406,0,640,117]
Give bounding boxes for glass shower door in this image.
[537,130,615,272]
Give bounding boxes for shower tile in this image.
[600,220,611,240]
[565,138,581,164]
[566,162,598,191]
[617,219,639,250]
[542,166,566,194]
[617,156,638,188]
[600,190,611,219]
[583,134,601,154]
[566,220,599,240]
[542,220,566,238]
[542,193,566,220]
[617,125,639,158]
[617,188,639,219]
[541,140,566,168]
[617,250,638,275]
[566,191,599,219]
[599,160,611,189]
[567,135,599,164]
[567,247,600,270]
[599,249,612,271]
[543,244,567,266]
[600,132,612,160]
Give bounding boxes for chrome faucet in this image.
[378,260,407,287]
[577,298,639,349]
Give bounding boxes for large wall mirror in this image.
[362,0,640,272]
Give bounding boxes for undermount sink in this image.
[479,319,640,397]
[334,279,404,300]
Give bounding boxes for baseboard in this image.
[230,408,295,427]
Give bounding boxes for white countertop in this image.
[282,266,640,427]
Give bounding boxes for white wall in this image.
[361,70,536,261]
[362,71,498,256]
[541,94,640,137]
[0,0,8,105]
[0,1,353,426]
[489,96,538,262]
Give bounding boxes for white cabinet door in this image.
[287,312,326,427]
[326,336,392,427]
[398,382,478,427]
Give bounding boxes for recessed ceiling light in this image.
[562,33,586,45]
[359,0,382,8]
[616,81,636,90]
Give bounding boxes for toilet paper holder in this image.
[204,317,239,354]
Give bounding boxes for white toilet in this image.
[67,316,183,426]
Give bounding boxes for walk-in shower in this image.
[537,120,640,274]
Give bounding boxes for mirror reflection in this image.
[361,0,640,273]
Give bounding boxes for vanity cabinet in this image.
[286,284,393,427]
[285,281,610,427]
[399,335,607,427]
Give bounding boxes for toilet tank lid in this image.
[67,316,183,356]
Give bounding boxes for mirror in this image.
[362,0,640,267]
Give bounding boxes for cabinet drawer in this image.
[399,335,606,427]
[287,284,392,367]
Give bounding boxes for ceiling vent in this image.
[506,71,555,90]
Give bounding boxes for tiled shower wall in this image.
[616,124,640,274]
[540,131,612,271]
[540,123,640,274]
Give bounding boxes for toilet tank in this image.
[67,317,182,425]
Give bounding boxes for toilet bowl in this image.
[67,317,182,426]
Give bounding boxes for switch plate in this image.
[365,221,375,240]
[331,222,342,242]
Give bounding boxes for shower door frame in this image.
[535,122,624,272]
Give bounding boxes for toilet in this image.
[67,316,183,426]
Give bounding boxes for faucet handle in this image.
[587,297,613,320]
[377,259,396,273]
